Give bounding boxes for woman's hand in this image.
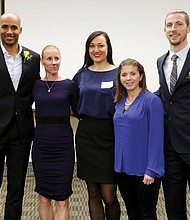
[143,174,154,185]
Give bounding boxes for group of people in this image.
[0,9,190,220]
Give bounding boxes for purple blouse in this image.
[114,91,164,178]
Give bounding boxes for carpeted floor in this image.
[0,167,190,220]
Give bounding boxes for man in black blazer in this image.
[0,13,40,219]
[156,10,190,220]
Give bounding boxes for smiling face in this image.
[164,13,190,50]
[88,34,108,64]
[41,46,61,77]
[120,64,142,93]
[0,13,22,48]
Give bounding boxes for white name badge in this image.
[101,81,113,89]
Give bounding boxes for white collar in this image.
[169,44,189,61]
[0,42,23,56]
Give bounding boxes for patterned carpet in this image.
[0,167,190,220]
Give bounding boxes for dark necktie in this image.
[170,54,178,94]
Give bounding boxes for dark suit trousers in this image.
[0,122,31,220]
[162,141,190,220]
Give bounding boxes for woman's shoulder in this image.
[59,78,76,86]
[75,67,87,75]
[34,79,43,85]
[143,91,163,105]
[72,67,87,80]
[62,79,78,91]
[143,90,160,98]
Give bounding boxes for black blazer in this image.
[156,49,190,153]
[0,46,40,144]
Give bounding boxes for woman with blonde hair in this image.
[32,45,78,220]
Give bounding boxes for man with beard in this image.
[0,13,40,219]
[156,10,190,220]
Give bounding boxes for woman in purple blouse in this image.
[113,58,164,220]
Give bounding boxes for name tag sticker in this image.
[101,81,113,89]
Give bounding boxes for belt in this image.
[36,116,69,124]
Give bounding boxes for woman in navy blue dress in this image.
[73,31,120,219]
[32,45,78,220]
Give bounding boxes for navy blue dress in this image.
[32,79,78,200]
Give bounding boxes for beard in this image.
[168,35,187,46]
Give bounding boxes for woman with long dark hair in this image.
[73,31,120,220]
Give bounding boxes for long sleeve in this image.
[114,91,165,178]
[146,96,164,178]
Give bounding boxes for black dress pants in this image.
[162,141,190,220]
[0,123,31,220]
[117,172,161,220]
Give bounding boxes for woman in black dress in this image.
[32,45,78,220]
[73,31,120,219]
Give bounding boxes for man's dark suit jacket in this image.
[156,49,190,153]
[0,45,40,144]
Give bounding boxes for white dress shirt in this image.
[163,44,189,91]
[1,42,23,91]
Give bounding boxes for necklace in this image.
[45,77,57,92]
[124,98,133,110]
[125,99,133,105]
[124,88,142,110]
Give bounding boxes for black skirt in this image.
[75,116,116,184]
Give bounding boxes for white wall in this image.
[6,0,190,92]
[5,0,190,163]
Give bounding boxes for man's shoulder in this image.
[22,46,40,57]
[157,51,169,66]
[158,51,169,60]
